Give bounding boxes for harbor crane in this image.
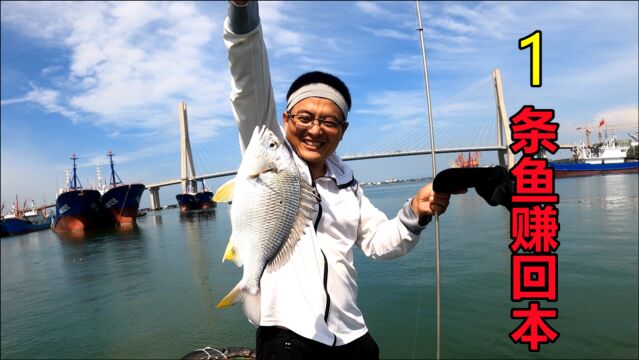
[577,118,607,147]
[576,126,593,147]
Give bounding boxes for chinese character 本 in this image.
[510,301,559,351]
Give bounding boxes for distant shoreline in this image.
[360,177,431,187]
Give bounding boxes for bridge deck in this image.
[145,144,575,188]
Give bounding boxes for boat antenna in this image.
[415,2,441,359]
[107,149,123,187]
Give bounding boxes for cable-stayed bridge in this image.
[145,69,566,210]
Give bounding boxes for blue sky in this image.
[1,1,638,209]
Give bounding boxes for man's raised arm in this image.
[224,1,281,152]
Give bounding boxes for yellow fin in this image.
[222,240,234,262]
[222,238,242,266]
[213,178,235,202]
[216,284,242,309]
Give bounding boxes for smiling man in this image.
[224,1,454,359]
[284,72,351,179]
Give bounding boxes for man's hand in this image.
[411,182,465,225]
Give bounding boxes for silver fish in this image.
[213,125,318,324]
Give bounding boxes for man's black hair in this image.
[286,71,352,111]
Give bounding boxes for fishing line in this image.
[245,0,262,152]
[415,2,441,359]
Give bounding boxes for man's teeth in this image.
[304,140,322,147]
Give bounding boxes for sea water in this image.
[1,174,637,359]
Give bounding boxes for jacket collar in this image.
[324,153,356,189]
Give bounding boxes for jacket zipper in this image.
[313,187,337,346]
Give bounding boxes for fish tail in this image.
[216,283,262,324]
[216,283,244,309]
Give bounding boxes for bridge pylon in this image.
[149,186,160,210]
[492,68,516,169]
[179,101,198,194]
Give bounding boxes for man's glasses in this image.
[287,112,346,131]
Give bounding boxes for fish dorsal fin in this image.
[222,235,243,267]
[267,179,319,272]
[213,178,235,203]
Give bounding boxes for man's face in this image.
[283,97,349,170]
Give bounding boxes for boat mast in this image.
[70,153,82,190]
[107,149,122,188]
[96,166,105,193]
[415,2,441,359]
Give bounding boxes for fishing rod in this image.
[415,1,441,359]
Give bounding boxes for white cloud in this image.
[79,143,179,171]
[429,17,476,35]
[437,2,516,40]
[0,97,28,106]
[2,1,224,140]
[358,26,414,41]
[260,2,304,57]
[1,86,79,121]
[355,2,387,17]
[188,118,234,144]
[389,54,421,71]
[41,65,64,75]
[1,1,352,145]
[356,90,424,121]
[355,1,416,31]
[1,1,76,42]
[595,106,639,133]
[553,48,638,91]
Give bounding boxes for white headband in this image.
[286,83,349,120]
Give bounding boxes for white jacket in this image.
[223,2,430,346]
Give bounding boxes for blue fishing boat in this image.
[53,154,102,232]
[100,150,146,227]
[195,185,215,210]
[176,180,216,212]
[0,197,52,236]
[550,137,639,177]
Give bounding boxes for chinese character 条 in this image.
[510,106,559,155]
